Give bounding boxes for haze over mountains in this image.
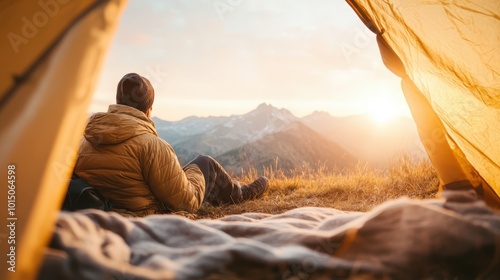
[153,103,425,175]
[301,111,425,163]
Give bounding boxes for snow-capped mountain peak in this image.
[153,103,300,154]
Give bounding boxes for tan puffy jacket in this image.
[74,104,205,216]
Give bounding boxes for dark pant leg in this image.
[184,155,242,204]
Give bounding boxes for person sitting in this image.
[73,73,268,217]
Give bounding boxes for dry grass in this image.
[193,154,439,220]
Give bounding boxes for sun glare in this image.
[368,100,398,125]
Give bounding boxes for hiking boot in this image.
[240,177,269,201]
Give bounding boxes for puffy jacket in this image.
[74,104,205,216]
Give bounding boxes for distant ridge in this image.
[155,103,300,164]
[215,121,356,175]
[153,103,425,173]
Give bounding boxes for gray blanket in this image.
[39,190,500,279]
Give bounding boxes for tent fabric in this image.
[1,0,101,101]
[0,1,128,280]
[347,0,500,200]
[38,191,500,279]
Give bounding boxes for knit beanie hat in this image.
[116,73,154,113]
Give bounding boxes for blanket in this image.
[38,190,500,279]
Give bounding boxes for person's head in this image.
[116,73,155,117]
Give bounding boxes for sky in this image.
[90,0,412,121]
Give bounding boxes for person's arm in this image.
[141,138,205,212]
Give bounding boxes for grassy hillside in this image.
[191,154,439,219]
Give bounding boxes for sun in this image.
[367,100,398,125]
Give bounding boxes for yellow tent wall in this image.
[0,1,127,279]
[347,0,500,205]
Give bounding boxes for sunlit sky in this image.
[90,0,412,121]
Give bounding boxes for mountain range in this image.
[153,103,425,175]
